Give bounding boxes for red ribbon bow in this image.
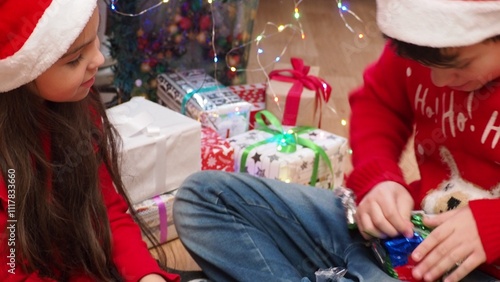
[268,57,332,126]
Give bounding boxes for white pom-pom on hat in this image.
[376,0,500,48]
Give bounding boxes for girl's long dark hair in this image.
[0,86,166,281]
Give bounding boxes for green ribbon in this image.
[240,110,334,187]
[181,85,222,115]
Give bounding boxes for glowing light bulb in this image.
[341,119,347,126]
[275,57,281,62]
[257,48,263,54]
[358,33,364,39]
[214,56,218,63]
[278,25,285,32]
[230,67,236,72]
[207,0,212,3]
[162,0,169,3]
[256,35,263,42]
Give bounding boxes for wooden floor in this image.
[160,0,420,271]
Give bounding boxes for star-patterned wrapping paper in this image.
[157,69,252,138]
[201,127,235,172]
[133,190,178,247]
[228,128,348,189]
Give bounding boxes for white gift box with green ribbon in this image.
[107,97,201,204]
[228,111,348,189]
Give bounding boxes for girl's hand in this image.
[139,274,168,282]
[411,206,486,282]
[355,181,414,239]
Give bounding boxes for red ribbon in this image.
[268,57,332,126]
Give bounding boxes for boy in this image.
[173,0,500,281]
[348,0,500,281]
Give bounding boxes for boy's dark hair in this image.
[387,35,500,68]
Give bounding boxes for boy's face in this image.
[429,40,500,92]
[32,8,104,102]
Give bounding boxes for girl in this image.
[0,1,179,281]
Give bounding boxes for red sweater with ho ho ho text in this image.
[346,42,500,277]
[0,133,180,281]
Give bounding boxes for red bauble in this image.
[178,17,193,30]
[199,15,212,31]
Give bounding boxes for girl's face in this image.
[429,40,500,92]
[33,8,104,102]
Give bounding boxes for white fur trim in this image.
[376,0,500,48]
[0,0,97,92]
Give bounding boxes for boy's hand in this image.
[411,206,486,282]
[355,181,414,239]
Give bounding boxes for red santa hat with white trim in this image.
[0,0,97,93]
[376,0,500,48]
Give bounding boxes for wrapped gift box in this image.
[228,111,348,189]
[133,190,178,247]
[371,213,432,282]
[157,69,252,138]
[107,97,201,204]
[228,83,267,129]
[108,0,259,101]
[248,102,266,129]
[228,83,267,104]
[201,127,235,172]
[266,58,331,127]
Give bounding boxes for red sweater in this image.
[0,146,180,281]
[346,42,500,277]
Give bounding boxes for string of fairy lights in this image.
[108,0,363,132]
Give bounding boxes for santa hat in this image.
[376,0,500,48]
[0,1,97,93]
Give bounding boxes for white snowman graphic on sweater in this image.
[422,147,500,214]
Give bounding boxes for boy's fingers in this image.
[423,208,459,228]
[395,197,415,237]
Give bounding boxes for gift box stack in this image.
[107,97,202,245]
[104,54,351,246]
[107,0,259,101]
[157,69,253,138]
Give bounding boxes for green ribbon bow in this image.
[240,110,334,187]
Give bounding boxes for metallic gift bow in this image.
[268,57,332,127]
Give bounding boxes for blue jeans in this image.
[173,171,498,282]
